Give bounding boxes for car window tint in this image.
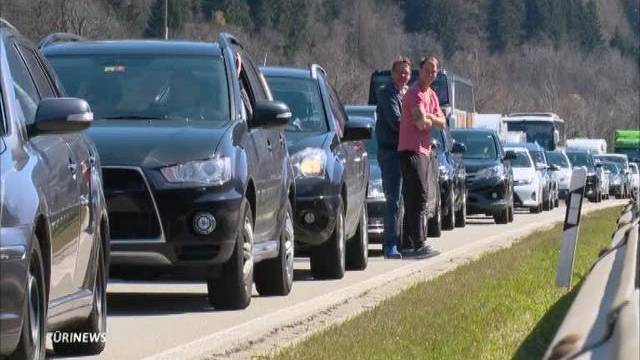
[17,44,56,99]
[510,151,532,168]
[265,76,328,133]
[0,87,5,134]
[239,49,266,101]
[6,41,40,125]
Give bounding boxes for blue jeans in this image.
[378,147,402,250]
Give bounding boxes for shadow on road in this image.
[107,292,214,316]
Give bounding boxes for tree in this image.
[577,0,604,52]
[488,0,524,53]
[144,0,198,38]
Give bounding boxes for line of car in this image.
[2,19,638,359]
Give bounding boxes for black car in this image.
[450,128,515,224]
[432,128,468,231]
[566,149,603,202]
[43,33,295,309]
[262,65,371,279]
[0,19,109,358]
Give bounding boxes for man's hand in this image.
[411,107,432,131]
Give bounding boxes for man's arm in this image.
[410,106,431,131]
[378,86,401,133]
[426,112,445,130]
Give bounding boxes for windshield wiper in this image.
[101,115,164,120]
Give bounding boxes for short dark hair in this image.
[391,56,412,72]
[419,56,439,69]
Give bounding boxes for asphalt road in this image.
[50,199,625,359]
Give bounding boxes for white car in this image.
[546,150,572,199]
[602,161,625,197]
[629,163,640,194]
[505,147,543,213]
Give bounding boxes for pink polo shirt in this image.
[397,84,443,155]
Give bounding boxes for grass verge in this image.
[271,206,622,360]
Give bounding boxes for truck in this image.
[614,129,640,162]
[566,138,607,154]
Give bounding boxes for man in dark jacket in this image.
[376,57,411,259]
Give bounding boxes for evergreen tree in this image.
[322,0,341,22]
[488,0,524,53]
[144,0,197,38]
[247,0,276,30]
[401,0,429,33]
[222,0,252,28]
[578,0,604,52]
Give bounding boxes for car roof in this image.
[42,40,223,57]
[450,127,495,134]
[260,66,313,79]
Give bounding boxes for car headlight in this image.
[161,156,231,185]
[476,165,505,179]
[367,178,385,199]
[292,148,326,178]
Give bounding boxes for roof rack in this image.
[309,64,326,79]
[38,33,84,49]
[507,112,559,118]
[0,18,19,33]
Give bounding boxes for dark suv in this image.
[0,19,109,358]
[451,128,515,224]
[262,65,371,279]
[432,128,467,231]
[43,33,295,309]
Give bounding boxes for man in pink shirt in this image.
[398,56,446,257]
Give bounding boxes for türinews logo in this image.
[49,331,107,343]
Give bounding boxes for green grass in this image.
[271,206,622,360]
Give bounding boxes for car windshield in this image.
[506,121,555,150]
[508,151,532,168]
[451,131,497,160]
[630,164,638,174]
[47,55,230,125]
[596,155,628,167]
[567,152,593,168]
[265,76,328,133]
[602,162,620,174]
[529,150,546,166]
[546,151,570,168]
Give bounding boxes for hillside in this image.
[2,0,638,143]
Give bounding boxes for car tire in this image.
[442,188,455,231]
[310,199,345,280]
[53,238,107,355]
[542,190,551,211]
[9,237,46,360]
[507,196,514,223]
[346,203,369,271]
[454,191,466,228]
[255,200,294,296]
[427,194,442,237]
[208,200,253,310]
[494,207,509,224]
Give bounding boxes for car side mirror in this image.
[549,164,560,171]
[504,151,517,160]
[343,116,372,142]
[451,141,466,154]
[30,97,92,136]
[252,100,291,129]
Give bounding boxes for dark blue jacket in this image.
[375,81,403,151]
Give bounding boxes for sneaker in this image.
[414,245,439,259]
[384,246,403,259]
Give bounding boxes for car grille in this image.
[102,167,163,240]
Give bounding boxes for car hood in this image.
[461,158,501,174]
[86,120,228,167]
[512,167,536,181]
[285,132,331,154]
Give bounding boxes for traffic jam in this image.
[1,18,640,359]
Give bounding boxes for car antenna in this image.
[263,52,268,66]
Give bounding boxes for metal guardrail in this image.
[545,195,639,360]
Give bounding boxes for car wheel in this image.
[442,188,455,231]
[208,200,253,309]
[53,238,107,355]
[255,200,294,296]
[507,196,514,223]
[9,237,46,360]
[427,194,442,237]
[346,203,369,271]
[494,207,509,224]
[310,199,345,280]
[454,190,466,228]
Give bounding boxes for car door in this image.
[325,81,360,232]
[7,39,81,300]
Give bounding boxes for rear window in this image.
[567,152,593,168]
[47,55,230,125]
